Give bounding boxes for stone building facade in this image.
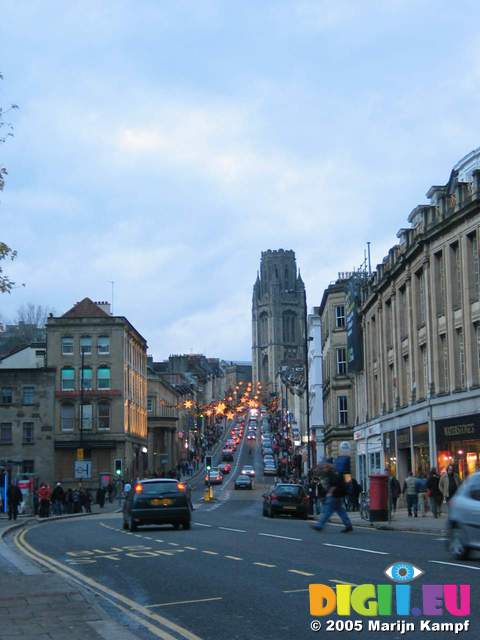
[354,148,480,487]
[0,349,55,484]
[319,277,355,464]
[252,249,306,395]
[47,298,148,486]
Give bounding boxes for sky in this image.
[1,0,480,360]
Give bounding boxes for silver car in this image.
[447,472,480,560]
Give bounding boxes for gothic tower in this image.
[252,249,306,394]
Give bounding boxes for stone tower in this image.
[252,249,306,394]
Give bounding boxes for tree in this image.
[0,71,19,294]
[16,303,53,329]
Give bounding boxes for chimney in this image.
[95,301,112,315]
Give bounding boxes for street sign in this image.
[76,448,84,461]
[74,460,91,479]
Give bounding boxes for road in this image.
[10,425,480,640]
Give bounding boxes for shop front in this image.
[354,424,383,490]
[436,414,480,479]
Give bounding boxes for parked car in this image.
[447,472,480,559]
[123,479,191,531]
[262,483,309,518]
[235,475,253,490]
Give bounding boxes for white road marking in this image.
[323,543,388,555]
[168,542,179,546]
[254,562,276,568]
[184,546,197,551]
[219,527,246,533]
[434,538,448,541]
[283,588,308,593]
[156,539,164,543]
[288,569,314,576]
[429,560,480,571]
[146,597,223,608]
[329,579,359,586]
[202,550,219,555]
[224,555,242,560]
[259,533,302,542]
[156,551,174,556]
[193,523,212,527]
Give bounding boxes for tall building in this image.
[47,298,148,486]
[252,249,306,394]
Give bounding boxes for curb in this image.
[0,509,116,541]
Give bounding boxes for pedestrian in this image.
[350,477,361,511]
[96,486,106,508]
[72,488,81,513]
[51,482,65,516]
[402,471,418,517]
[37,483,51,518]
[84,489,92,513]
[312,460,353,533]
[439,464,460,504]
[416,472,428,517]
[107,483,114,503]
[426,468,442,518]
[65,488,73,514]
[389,474,401,512]
[7,483,23,521]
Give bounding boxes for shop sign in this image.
[436,414,480,441]
[397,428,411,449]
[366,424,381,437]
[354,429,364,441]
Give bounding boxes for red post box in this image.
[369,474,388,521]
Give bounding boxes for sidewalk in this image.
[0,510,138,640]
[327,507,448,534]
[0,499,120,525]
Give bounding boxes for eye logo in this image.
[384,562,424,583]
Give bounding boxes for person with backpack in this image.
[312,460,353,533]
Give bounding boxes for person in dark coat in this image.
[51,482,65,516]
[7,483,23,521]
[96,486,106,508]
[426,468,442,518]
[65,488,73,514]
[390,474,401,512]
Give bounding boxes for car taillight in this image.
[270,493,278,500]
[177,482,186,491]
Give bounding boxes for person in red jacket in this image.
[37,483,51,518]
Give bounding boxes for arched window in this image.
[283,311,297,343]
[81,366,93,390]
[259,312,269,346]
[61,367,75,391]
[98,403,110,430]
[61,404,75,431]
[97,366,111,390]
[284,267,290,289]
[81,403,93,430]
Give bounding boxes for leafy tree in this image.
[0,71,19,293]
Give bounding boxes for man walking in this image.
[312,460,353,533]
[7,483,23,521]
[51,482,65,516]
[403,471,418,517]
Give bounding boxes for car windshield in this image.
[275,485,302,496]
[135,482,182,496]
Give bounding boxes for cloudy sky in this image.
[1,1,479,360]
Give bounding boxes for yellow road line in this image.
[15,528,203,640]
[146,597,223,608]
[254,562,276,568]
[288,569,314,576]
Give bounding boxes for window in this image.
[434,252,445,315]
[23,422,34,444]
[61,404,75,431]
[22,386,35,405]
[147,396,155,413]
[259,312,269,345]
[457,329,465,389]
[420,345,428,399]
[98,403,110,430]
[336,348,347,375]
[97,336,110,354]
[335,305,345,328]
[469,232,480,303]
[0,423,12,443]
[450,243,462,309]
[81,403,93,430]
[97,366,111,389]
[61,367,75,391]
[81,367,93,390]
[282,311,296,343]
[80,336,92,354]
[337,396,348,425]
[416,270,426,326]
[61,336,74,355]
[399,287,407,338]
[22,460,34,474]
[1,387,13,404]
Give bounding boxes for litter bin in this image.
[369,474,388,522]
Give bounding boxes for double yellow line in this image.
[15,526,203,640]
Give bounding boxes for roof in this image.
[62,298,110,318]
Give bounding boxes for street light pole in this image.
[303,288,312,473]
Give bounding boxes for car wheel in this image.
[129,517,137,532]
[268,506,275,518]
[449,525,470,560]
[122,519,129,530]
[183,521,191,530]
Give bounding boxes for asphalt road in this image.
[12,425,480,640]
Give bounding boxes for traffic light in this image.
[114,459,123,477]
[205,456,212,471]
